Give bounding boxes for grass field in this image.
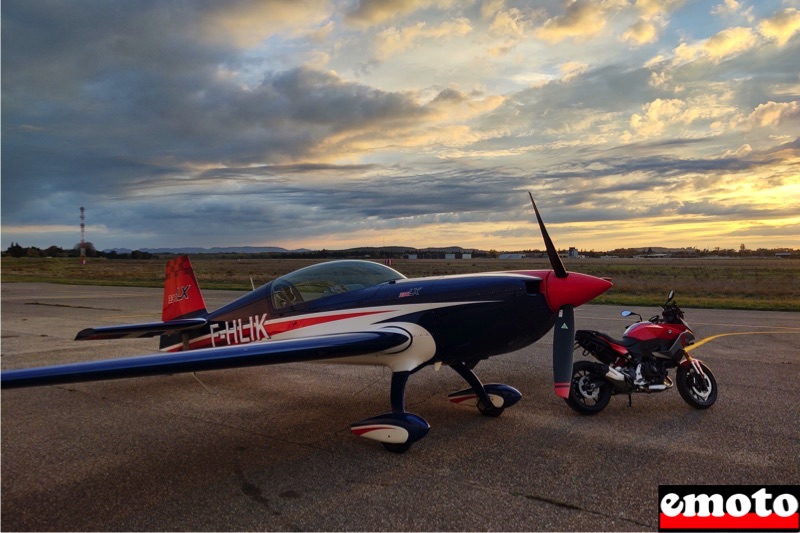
[2,256,799,311]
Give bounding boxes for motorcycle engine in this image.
[641,360,667,383]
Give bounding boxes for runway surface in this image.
[2,282,799,531]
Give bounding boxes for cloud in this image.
[534,0,609,43]
[758,8,800,47]
[372,18,472,61]
[625,87,742,139]
[559,61,589,82]
[711,0,741,17]
[620,0,685,46]
[628,98,687,137]
[345,0,456,28]
[673,26,759,65]
[622,19,660,46]
[479,2,546,56]
[200,0,331,47]
[746,101,800,128]
[532,0,681,47]
[722,143,752,158]
[705,26,759,59]
[632,0,685,20]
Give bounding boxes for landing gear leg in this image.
[451,362,500,416]
[383,371,414,453]
[390,371,410,412]
[449,362,521,417]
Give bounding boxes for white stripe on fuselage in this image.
[160,300,497,361]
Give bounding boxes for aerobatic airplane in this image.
[1,194,612,452]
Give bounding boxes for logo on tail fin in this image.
[167,285,191,305]
[162,255,208,322]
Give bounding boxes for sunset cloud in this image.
[372,18,472,61]
[345,0,456,28]
[622,19,660,46]
[201,0,331,46]
[746,101,800,128]
[758,8,800,46]
[2,0,798,251]
[673,26,759,64]
[534,0,609,43]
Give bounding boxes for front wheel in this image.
[676,362,717,409]
[565,361,612,415]
[477,398,504,417]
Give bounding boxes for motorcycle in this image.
[565,290,717,415]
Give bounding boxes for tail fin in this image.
[162,255,208,321]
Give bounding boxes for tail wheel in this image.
[676,362,717,409]
[565,360,612,415]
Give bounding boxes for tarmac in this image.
[2,282,799,531]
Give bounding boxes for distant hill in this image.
[336,246,473,254]
[103,246,311,254]
[103,245,477,255]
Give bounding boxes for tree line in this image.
[3,242,797,260]
[3,243,155,259]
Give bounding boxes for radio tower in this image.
[80,207,87,265]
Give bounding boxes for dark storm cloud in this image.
[2,1,428,229]
[76,141,794,248]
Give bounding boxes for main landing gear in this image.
[447,362,522,417]
[350,363,522,453]
[350,371,430,454]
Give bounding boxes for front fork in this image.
[681,351,706,378]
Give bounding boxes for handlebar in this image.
[624,291,684,326]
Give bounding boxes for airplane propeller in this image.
[528,192,574,398]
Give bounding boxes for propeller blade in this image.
[528,192,568,278]
[552,304,575,398]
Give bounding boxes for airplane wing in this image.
[1,329,411,389]
[75,318,209,340]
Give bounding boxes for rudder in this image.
[162,255,208,321]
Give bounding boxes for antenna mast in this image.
[80,207,87,265]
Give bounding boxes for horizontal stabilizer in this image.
[75,318,209,341]
[2,330,411,389]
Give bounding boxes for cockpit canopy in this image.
[271,260,406,309]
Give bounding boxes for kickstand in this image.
[627,394,632,407]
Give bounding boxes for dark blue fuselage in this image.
[192,272,555,367]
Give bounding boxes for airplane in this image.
[1,194,612,453]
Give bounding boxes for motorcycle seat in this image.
[598,332,639,348]
[578,330,638,348]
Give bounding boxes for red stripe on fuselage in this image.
[164,309,395,352]
[265,310,390,336]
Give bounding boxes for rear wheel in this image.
[677,362,717,409]
[565,361,612,415]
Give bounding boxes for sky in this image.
[2,0,799,253]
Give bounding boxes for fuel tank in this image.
[623,321,688,342]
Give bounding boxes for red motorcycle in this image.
[566,291,717,414]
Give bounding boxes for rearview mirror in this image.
[621,310,632,317]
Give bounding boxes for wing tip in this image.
[75,328,96,341]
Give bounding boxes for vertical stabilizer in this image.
[162,255,208,321]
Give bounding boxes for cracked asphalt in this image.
[2,283,799,531]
